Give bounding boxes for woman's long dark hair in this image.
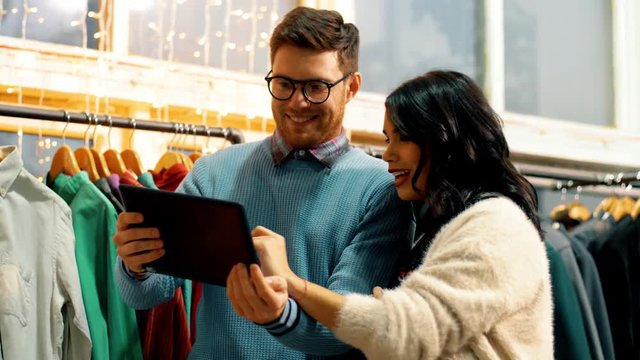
[385,70,542,239]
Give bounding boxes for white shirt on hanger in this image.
[0,145,91,359]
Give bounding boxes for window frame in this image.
[1,0,639,171]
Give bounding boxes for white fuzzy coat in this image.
[335,197,554,360]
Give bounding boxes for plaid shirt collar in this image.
[270,128,350,168]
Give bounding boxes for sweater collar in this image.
[270,129,350,168]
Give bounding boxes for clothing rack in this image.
[357,147,640,197]
[0,103,245,144]
[520,163,640,197]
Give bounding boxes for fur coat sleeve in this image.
[334,197,553,360]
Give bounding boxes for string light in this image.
[0,3,6,30]
[8,0,280,135]
[167,0,178,63]
[247,0,257,73]
[221,0,231,69]
[155,1,165,61]
[201,0,213,65]
[17,0,36,105]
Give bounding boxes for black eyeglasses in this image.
[264,71,352,104]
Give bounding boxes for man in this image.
[113,6,410,359]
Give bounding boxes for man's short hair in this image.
[270,6,359,74]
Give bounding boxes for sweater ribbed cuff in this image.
[120,259,151,281]
[258,298,300,337]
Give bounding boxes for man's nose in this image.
[288,85,311,108]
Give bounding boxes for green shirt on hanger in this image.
[50,171,142,360]
[546,242,592,360]
[137,171,158,190]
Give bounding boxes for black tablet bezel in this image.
[119,185,258,286]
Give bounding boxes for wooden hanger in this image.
[550,187,591,230]
[179,152,193,170]
[50,144,81,181]
[121,118,145,176]
[85,113,111,178]
[549,203,569,222]
[154,151,183,173]
[176,124,193,170]
[91,148,111,178]
[187,124,203,164]
[73,113,100,182]
[122,149,144,176]
[154,123,185,173]
[610,196,635,222]
[100,114,128,175]
[567,201,591,222]
[593,196,619,218]
[49,111,81,181]
[75,147,100,182]
[104,149,128,175]
[631,198,640,220]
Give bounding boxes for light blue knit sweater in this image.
[115,137,410,359]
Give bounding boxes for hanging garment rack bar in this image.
[0,103,245,144]
[527,175,640,198]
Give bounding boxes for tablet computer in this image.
[119,185,258,286]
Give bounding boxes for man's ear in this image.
[345,72,362,103]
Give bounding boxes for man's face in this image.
[270,44,360,148]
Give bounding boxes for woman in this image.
[227,70,553,359]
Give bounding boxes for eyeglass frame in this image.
[264,70,353,105]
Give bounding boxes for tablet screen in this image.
[119,185,258,286]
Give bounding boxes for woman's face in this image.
[382,112,430,201]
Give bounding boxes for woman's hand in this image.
[227,263,289,324]
[251,226,294,279]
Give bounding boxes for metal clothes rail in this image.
[0,103,244,144]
